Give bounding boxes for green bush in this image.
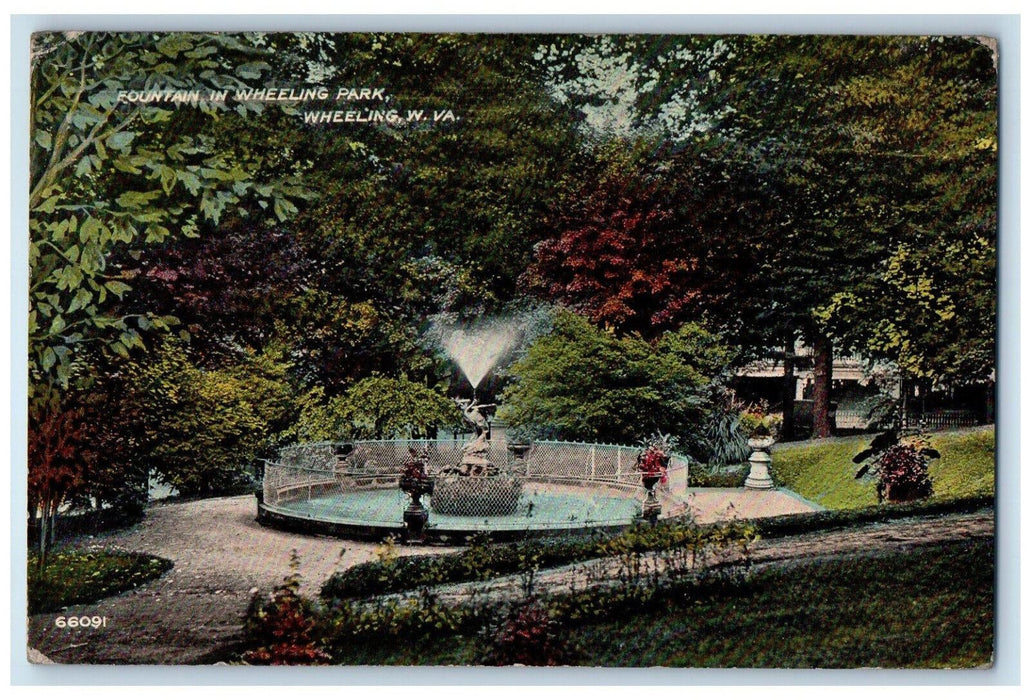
[689,463,749,488]
[321,533,599,601]
[28,549,172,614]
[751,495,993,540]
[498,310,732,454]
[287,375,462,442]
[128,339,296,496]
[320,520,757,603]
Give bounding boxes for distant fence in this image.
[833,408,985,434]
[904,409,984,431]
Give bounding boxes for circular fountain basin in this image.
[258,439,690,542]
[260,482,643,541]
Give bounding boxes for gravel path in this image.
[26,495,447,664]
[25,493,990,665]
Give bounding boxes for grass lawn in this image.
[28,548,173,614]
[567,539,993,668]
[772,426,995,509]
[325,538,993,668]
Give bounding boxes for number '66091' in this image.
[55,616,108,629]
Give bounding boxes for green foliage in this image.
[320,537,994,668]
[498,310,729,451]
[29,31,308,399]
[127,339,296,495]
[28,549,172,614]
[322,534,591,601]
[286,375,461,442]
[699,390,751,466]
[320,519,757,603]
[688,463,749,488]
[318,591,485,659]
[314,518,757,665]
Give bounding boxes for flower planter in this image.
[399,476,434,537]
[641,474,662,524]
[879,481,931,504]
[744,437,775,490]
[747,436,776,453]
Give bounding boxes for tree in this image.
[814,37,997,386]
[526,141,693,339]
[287,376,462,442]
[498,310,731,454]
[126,339,296,496]
[532,35,996,437]
[27,399,87,570]
[718,36,996,432]
[111,224,313,364]
[29,31,308,401]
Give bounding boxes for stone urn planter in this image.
[636,444,669,525]
[508,443,532,476]
[744,436,775,490]
[641,473,663,521]
[399,474,434,537]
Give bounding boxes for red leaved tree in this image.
[527,159,701,340]
[28,401,89,571]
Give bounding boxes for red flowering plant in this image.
[484,601,575,666]
[242,551,331,665]
[636,432,675,484]
[854,430,938,503]
[399,448,433,495]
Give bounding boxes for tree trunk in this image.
[812,332,834,438]
[38,502,50,573]
[781,338,796,441]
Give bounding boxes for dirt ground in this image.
[24,493,992,665]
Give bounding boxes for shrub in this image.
[242,553,331,665]
[128,339,296,496]
[321,520,757,604]
[689,463,748,488]
[699,390,751,466]
[871,443,934,503]
[854,432,938,504]
[483,601,577,666]
[498,310,728,452]
[289,376,462,442]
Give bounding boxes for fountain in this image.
[440,322,521,392]
[256,317,692,542]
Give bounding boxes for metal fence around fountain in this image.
[261,439,690,531]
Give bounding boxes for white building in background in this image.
[734,344,990,434]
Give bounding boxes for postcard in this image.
[22,28,998,671]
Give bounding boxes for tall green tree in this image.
[534,34,996,436]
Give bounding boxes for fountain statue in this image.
[456,397,494,439]
[260,314,678,540]
[428,325,524,516]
